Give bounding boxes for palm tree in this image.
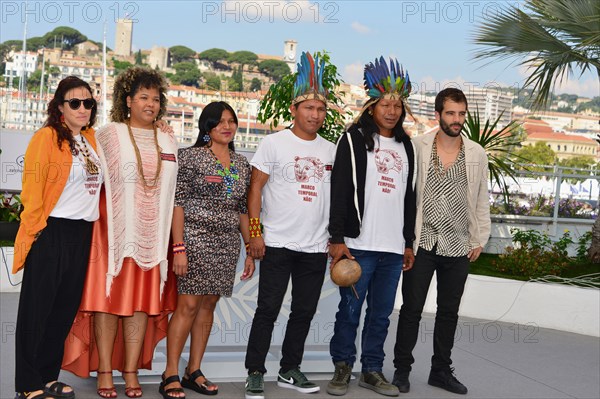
[473,0,600,262]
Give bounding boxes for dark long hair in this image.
[192,101,238,151]
[45,76,97,152]
[350,98,409,151]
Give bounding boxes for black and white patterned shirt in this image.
[419,139,470,257]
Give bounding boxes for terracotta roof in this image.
[523,120,554,135]
[527,131,596,144]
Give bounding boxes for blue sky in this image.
[1,0,598,97]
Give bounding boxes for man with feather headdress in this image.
[326,57,416,397]
[243,52,336,399]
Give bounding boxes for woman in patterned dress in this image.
[159,101,254,399]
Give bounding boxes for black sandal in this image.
[44,382,75,399]
[159,374,185,399]
[16,391,54,399]
[181,369,218,396]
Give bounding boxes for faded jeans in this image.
[329,249,403,372]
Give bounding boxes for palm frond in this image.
[462,108,523,201]
[472,0,600,110]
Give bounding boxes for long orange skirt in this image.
[62,189,177,377]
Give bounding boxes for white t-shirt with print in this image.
[251,129,335,253]
[50,135,103,222]
[346,135,409,254]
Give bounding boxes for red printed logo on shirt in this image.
[293,156,324,183]
[375,149,403,175]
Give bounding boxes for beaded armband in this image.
[249,217,262,238]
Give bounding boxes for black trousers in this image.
[15,217,93,392]
[393,246,469,372]
[245,246,327,374]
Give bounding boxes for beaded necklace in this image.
[74,135,100,175]
[127,122,162,189]
[208,147,239,198]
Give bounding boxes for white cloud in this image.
[223,0,327,23]
[517,61,598,97]
[351,22,370,34]
[343,62,364,86]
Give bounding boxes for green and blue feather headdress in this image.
[364,56,411,100]
[292,51,328,105]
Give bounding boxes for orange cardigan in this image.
[12,126,98,273]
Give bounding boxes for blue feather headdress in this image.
[364,57,411,100]
[292,51,328,105]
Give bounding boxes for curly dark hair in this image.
[45,76,97,152]
[192,101,238,151]
[350,97,409,152]
[110,66,168,123]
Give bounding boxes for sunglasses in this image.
[64,98,95,110]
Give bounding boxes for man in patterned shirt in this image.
[391,88,491,395]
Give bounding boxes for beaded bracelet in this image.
[249,217,262,238]
[173,242,186,255]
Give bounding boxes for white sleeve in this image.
[250,135,272,175]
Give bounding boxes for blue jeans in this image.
[329,249,403,372]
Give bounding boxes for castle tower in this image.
[115,19,133,57]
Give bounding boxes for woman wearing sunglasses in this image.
[61,67,178,399]
[13,76,102,399]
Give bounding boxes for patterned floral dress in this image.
[175,146,250,296]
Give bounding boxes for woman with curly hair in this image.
[13,76,101,399]
[62,67,178,398]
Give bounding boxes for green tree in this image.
[198,48,229,65]
[250,78,262,92]
[43,27,87,49]
[112,58,135,76]
[512,141,557,173]
[474,0,600,111]
[228,50,258,67]
[171,62,201,87]
[257,51,350,143]
[559,155,597,183]
[26,70,41,92]
[258,59,291,81]
[227,66,243,91]
[135,50,143,65]
[474,0,600,261]
[169,45,196,64]
[201,72,221,90]
[0,42,12,75]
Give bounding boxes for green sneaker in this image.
[245,371,264,399]
[277,367,320,393]
[327,361,353,396]
[359,371,399,397]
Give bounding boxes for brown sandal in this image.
[96,371,117,399]
[122,371,142,398]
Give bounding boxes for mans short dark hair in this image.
[435,88,468,113]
